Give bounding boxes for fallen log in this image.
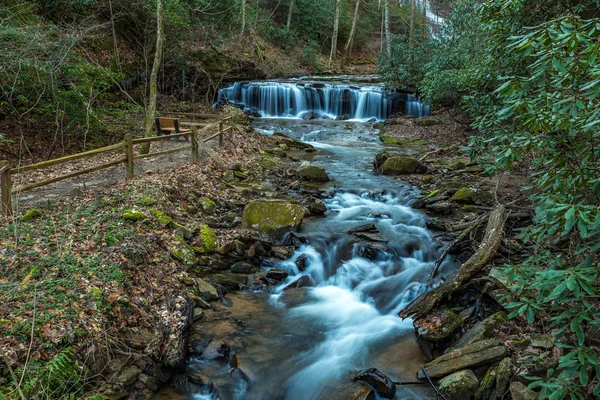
[399,205,507,319]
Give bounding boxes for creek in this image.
[156,78,456,400]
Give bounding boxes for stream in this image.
[156,78,456,399]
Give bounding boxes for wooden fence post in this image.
[0,160,12,216]
[125,134,134,179]
[191,126,199,161]
[219,120,224,147]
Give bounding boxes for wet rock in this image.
[211,274,245,292]
[194,278,219,302]
[336,115,349,121]
[308,201,327,215]
[302,112,314,120]
[380,156,420,175]
[272,246,295,259]
[426,201,453,214]
[278,232,307,247]
[357,243,389,261]
[368,212,392,219]
[295,254,308,271]
[170,236,197,267]
[266,269,289,281]
[283,275,314,290]
[192,308,204,322]
[171,374,191,394]
[354,368,396,399]
[414,308,463,342]
[438,369,478,400]
[242,200,305,239]
[425,218,446,231]
[231,262,256,274]
[138,373,158,392]
[418,340,507,379]
[299,162,330,182]
[510,381,538,400]
[347,385,376,400]
[449,312,506,351]
[348,223,378,234]
[373,151,390,170]
[354,232,388,242]
[201,340,231,361]
[188,332,211,355]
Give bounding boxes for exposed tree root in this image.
[399,205,508,319]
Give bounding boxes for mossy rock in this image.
[299,162,330,182]
[415,308,463,341]
[242,200,304,239]
[194,277,218,302]
[21,208,42,222]
[170,236,197,267]
[438,370,479,400]
[451,187,478,204]
[422,174,435,184]
[151,209,173,227]
[450,312,507,350]
[211,274,243,292]
[415,117,443,127]
[380,156,419,175]
[123,209,145,221]
[452,159,467,170]
[259,155,283,169]
[199,197,216,215]
[194,224,217,254]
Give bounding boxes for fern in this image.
[11,347,84,400]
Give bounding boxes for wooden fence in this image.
[1,116,234,216]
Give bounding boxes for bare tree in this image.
[241,0,246,35]
[328,0,342,69]
[287,0,295,28]
[341,0,360,70]
[140,0,164,155]
[384,0,391,64]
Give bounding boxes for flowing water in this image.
[215,77,430,121]
[157,79,455,400]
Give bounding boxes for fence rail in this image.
[1,116,234,216]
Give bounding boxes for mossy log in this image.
[399,205,507,319]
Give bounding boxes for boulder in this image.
[299,162,330,182]
[449,312,506,351]
[510,382,538,400]
[283,275,314,290]
[194,278,219,302]
[438,369,478,400]
[354,368,396,399]
[308,201,327,215]
[231,262,256,274]
[451,187,479,204]
[170,236,197,267]
[380,156,420,175]
[242,200,305,239]
[211,274,244,292]
[414,308,463,342]
[266,269,289,281]
[418,340,507,379]
[373,151,390,170]
[295,254,308,271]
[201,340,231,361]
[193,224,217,254]
[199,197,217,215]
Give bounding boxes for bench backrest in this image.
[157,118,177,128]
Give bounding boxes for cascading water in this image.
[215,79,430,121]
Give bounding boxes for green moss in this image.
[137,197,157,206]
[195,224,217,254]
[425,189,440,199]
[90,287,103,298]
[211,274,242,291]
[379,133,427,146]
[21,209,42,222]
[242,200,304,238]
[199,197,216,215]
[451,187,478,203]
[462,205,476,211]
[422,174,435,184]
[123,209,145,221]
[415,117,443,127]
[259,155,282,168]
[151,209,173,227]
[452,159,467,170]
[380,156,419,175]
[170,236,197,267]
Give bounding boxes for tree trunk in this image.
[241,0,247,35]
[399,205,508,320]
[341,0,361,70]
[140,0,164,155]
[422,0,428,41]
[384,0,392,66]
[328,0,342,70]
[287,0,295,28]
[409,0,415,46]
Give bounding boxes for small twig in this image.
[418,144,459,163]
[2,354,26,400]
[494,171,504,205]
[421,366,449,400]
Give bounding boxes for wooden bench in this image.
[155,117,191,137]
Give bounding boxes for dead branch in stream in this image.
[399,205,508,320]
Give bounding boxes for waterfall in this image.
[216,81,430,121]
